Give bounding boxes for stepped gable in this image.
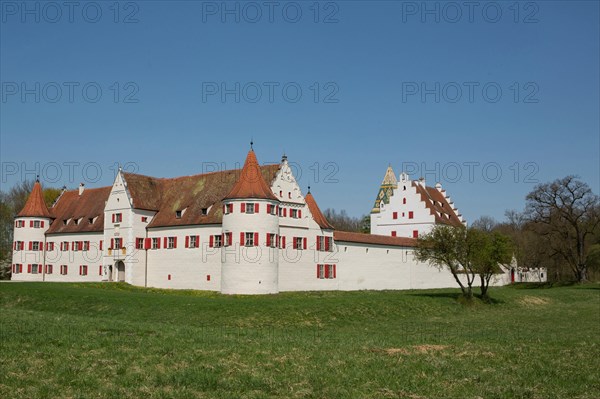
[413,182,463,226]
[305,191,334,230]
[224,149,279,201]
[17,180,51,218]
[124,164,280,228]
[334,231,417,247]
[46,187,111,234]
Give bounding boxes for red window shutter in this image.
[299,210,302,218]
[173,237,177,248]
[112,214,115,223]
[324,264,329,279]
[325,237,331,252]
[13,242,16,250]
[303,237,307,250]
[207,275,210,281]
[209,235,214,248]
[254,232,259,246]
[317,264,320,278]
[78,241,83,251]
[157,238,161,249]
[409,211,414,219]
[39,242,43,251]
[30,221,33,227]
[196,236,200,247]
[29,242,32,250]
[144,238,151,250]
[228,204,233,213]
[267,204,271,213]
[41,221,44,228]
[99,266,103,275]
[240,232,245,245]
[163,237,167,248]
[403,198,406,204]
[413,230,419,238]
[100,240,103,250]
[79,265,82,275]
[391,231,397,237]
[255,203,259,213]
[316,237,321,251]
[283,208,287,217]
[110,238,114,249]
[393,212,398,219]
[21,242,25,250]
[28,264,31,273]
[168,274,171,281]
[333,264,337,278]
[241,203,246,213]
[282,236,286,248]
[185,236,189,248]
[293,238,297,250]
[266,233,271,247]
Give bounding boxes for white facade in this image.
[11,153,513,294]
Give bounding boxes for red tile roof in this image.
[46,187,111,234]
[17,181,51,218]
[124,164,280,228]
[224,150,279,201]
[413,182,463,226]
[305,192,334,230]
[334,231,417,247]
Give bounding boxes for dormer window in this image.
[88,218,94,224]
[74,218,80,225]
[201,208,208,215]
[176,210,182,219]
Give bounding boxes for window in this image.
[393,212,398,220]
[12,264,23,274]
[14,241,22,251]
[278,235,286,249]
[408,211,414,219]
[15,220,25,228]
[267,204,277,215]
[72,241,79,252]
[33,220,41,228]
[45,242,55,251]
[291,209,300,219]
[60,265,68,275]
[31,241,40,251]
[293,237,307,250]
[266,233,277,248]
[99,265,103,276]
[244,232,255,247]
[112,213,122,223]
[403,198,407,204]
[279,190,282,197]
[317,264,336,279]
[413,230,419,238]
[152,237,160,249]
[223,203,234,214]
[73,218,80,225]
[316,236,333,252]
[83,241,90,251]
[113,238,122,250]
[79,265,88,276]
[224,232,233,247]
[288,192,291,199]
[46,264,53,274]
[176,210,182,219]
[63,219,68,225]
[201,208,208,215]
[391,231,397,237]
[30,264,40,274]
[187,235,199,248]
[211,235,222,248]
[61,241,69,251]
[141,216,148,222]
[167,237,176,249]
[244,203,255,214]
[136,238,144,249]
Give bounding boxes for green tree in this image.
[471,230,513,299]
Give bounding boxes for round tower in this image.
[12,178,52,281]
[221,147,280,294]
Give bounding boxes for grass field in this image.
[0,282,598,399]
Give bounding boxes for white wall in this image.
[11,216,50,281]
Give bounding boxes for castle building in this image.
[11,148,510,293]
[370,166,466,238]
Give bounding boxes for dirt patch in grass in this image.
[370,344,450,356]
[519,296,551,307]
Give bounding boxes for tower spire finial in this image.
[308,185,311,193]
[36,174,40,183]
[250,138,254,150]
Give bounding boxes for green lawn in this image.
[0,282,598,399]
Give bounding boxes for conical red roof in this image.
[305,191,334,229]
[17,180,51,218]
[224,150,278,201]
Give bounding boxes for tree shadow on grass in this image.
[408,292,505,305]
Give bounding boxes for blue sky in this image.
[1,0,598,222]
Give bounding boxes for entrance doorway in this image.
[108,265,113,282]
[116,261,125,282]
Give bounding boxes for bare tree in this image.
[525,176,600,282]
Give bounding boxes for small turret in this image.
[371,165,398,213]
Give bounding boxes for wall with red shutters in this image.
[10,216,50,282]
[144,225,222,291]
[42,232,104,283]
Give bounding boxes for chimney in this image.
[418,177,426,186]
[79,183,85,196]
[435,182,442,191]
